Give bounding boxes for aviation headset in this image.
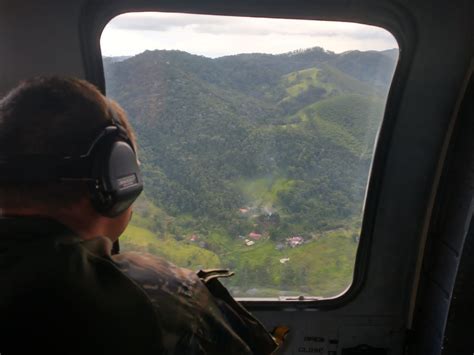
[0,106,143,218]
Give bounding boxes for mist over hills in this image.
[103,46,397,297]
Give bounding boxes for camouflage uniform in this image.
[0,217,278,355]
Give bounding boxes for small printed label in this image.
[118,174,138,189]
[304,336,325,342]
[298,347,324,353]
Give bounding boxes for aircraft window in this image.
[101,12,398,300]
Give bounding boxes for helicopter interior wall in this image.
[0,0,473,353]
[0,1,85,95]
[412,71,474,355]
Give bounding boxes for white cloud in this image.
[101,12,398,58]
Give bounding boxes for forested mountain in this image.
[103,47,397,297]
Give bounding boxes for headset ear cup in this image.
[88,133,143,218]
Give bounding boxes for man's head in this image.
[0,76,140,241]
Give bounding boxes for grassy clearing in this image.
[285,234,357,297]
[283,68,322,97]
[280,64,373,103]
[121,224,221,269]
[220,229,358,298]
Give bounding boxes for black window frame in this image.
[79,0,416,310]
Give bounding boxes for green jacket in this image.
[0,217,277,355]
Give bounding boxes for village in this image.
[237,205,306,247]
[187,229,306,249]
[184,205,309,266]
[237,232,304,248]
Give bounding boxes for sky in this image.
[101,12,398,58]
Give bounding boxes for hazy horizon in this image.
[103,45,399,60]
[101,12,398,58]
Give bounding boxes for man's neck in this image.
[1,203,107,240]
[2,200,130,242]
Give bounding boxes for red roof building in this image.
[248,232,262,240]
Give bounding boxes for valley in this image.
[103,46,397,297]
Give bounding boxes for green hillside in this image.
[104,47,397,298]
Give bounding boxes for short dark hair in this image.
[0,76,136,209]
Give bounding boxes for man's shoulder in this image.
[111,251,252,353]
[111,251,277,355]
[111,251,204,305]
[111,251,228,326]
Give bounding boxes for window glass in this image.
[101,12,398,299]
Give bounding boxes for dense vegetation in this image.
[103,47,397,297]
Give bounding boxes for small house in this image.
[287,235,304,248]
[249,232,262,240]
